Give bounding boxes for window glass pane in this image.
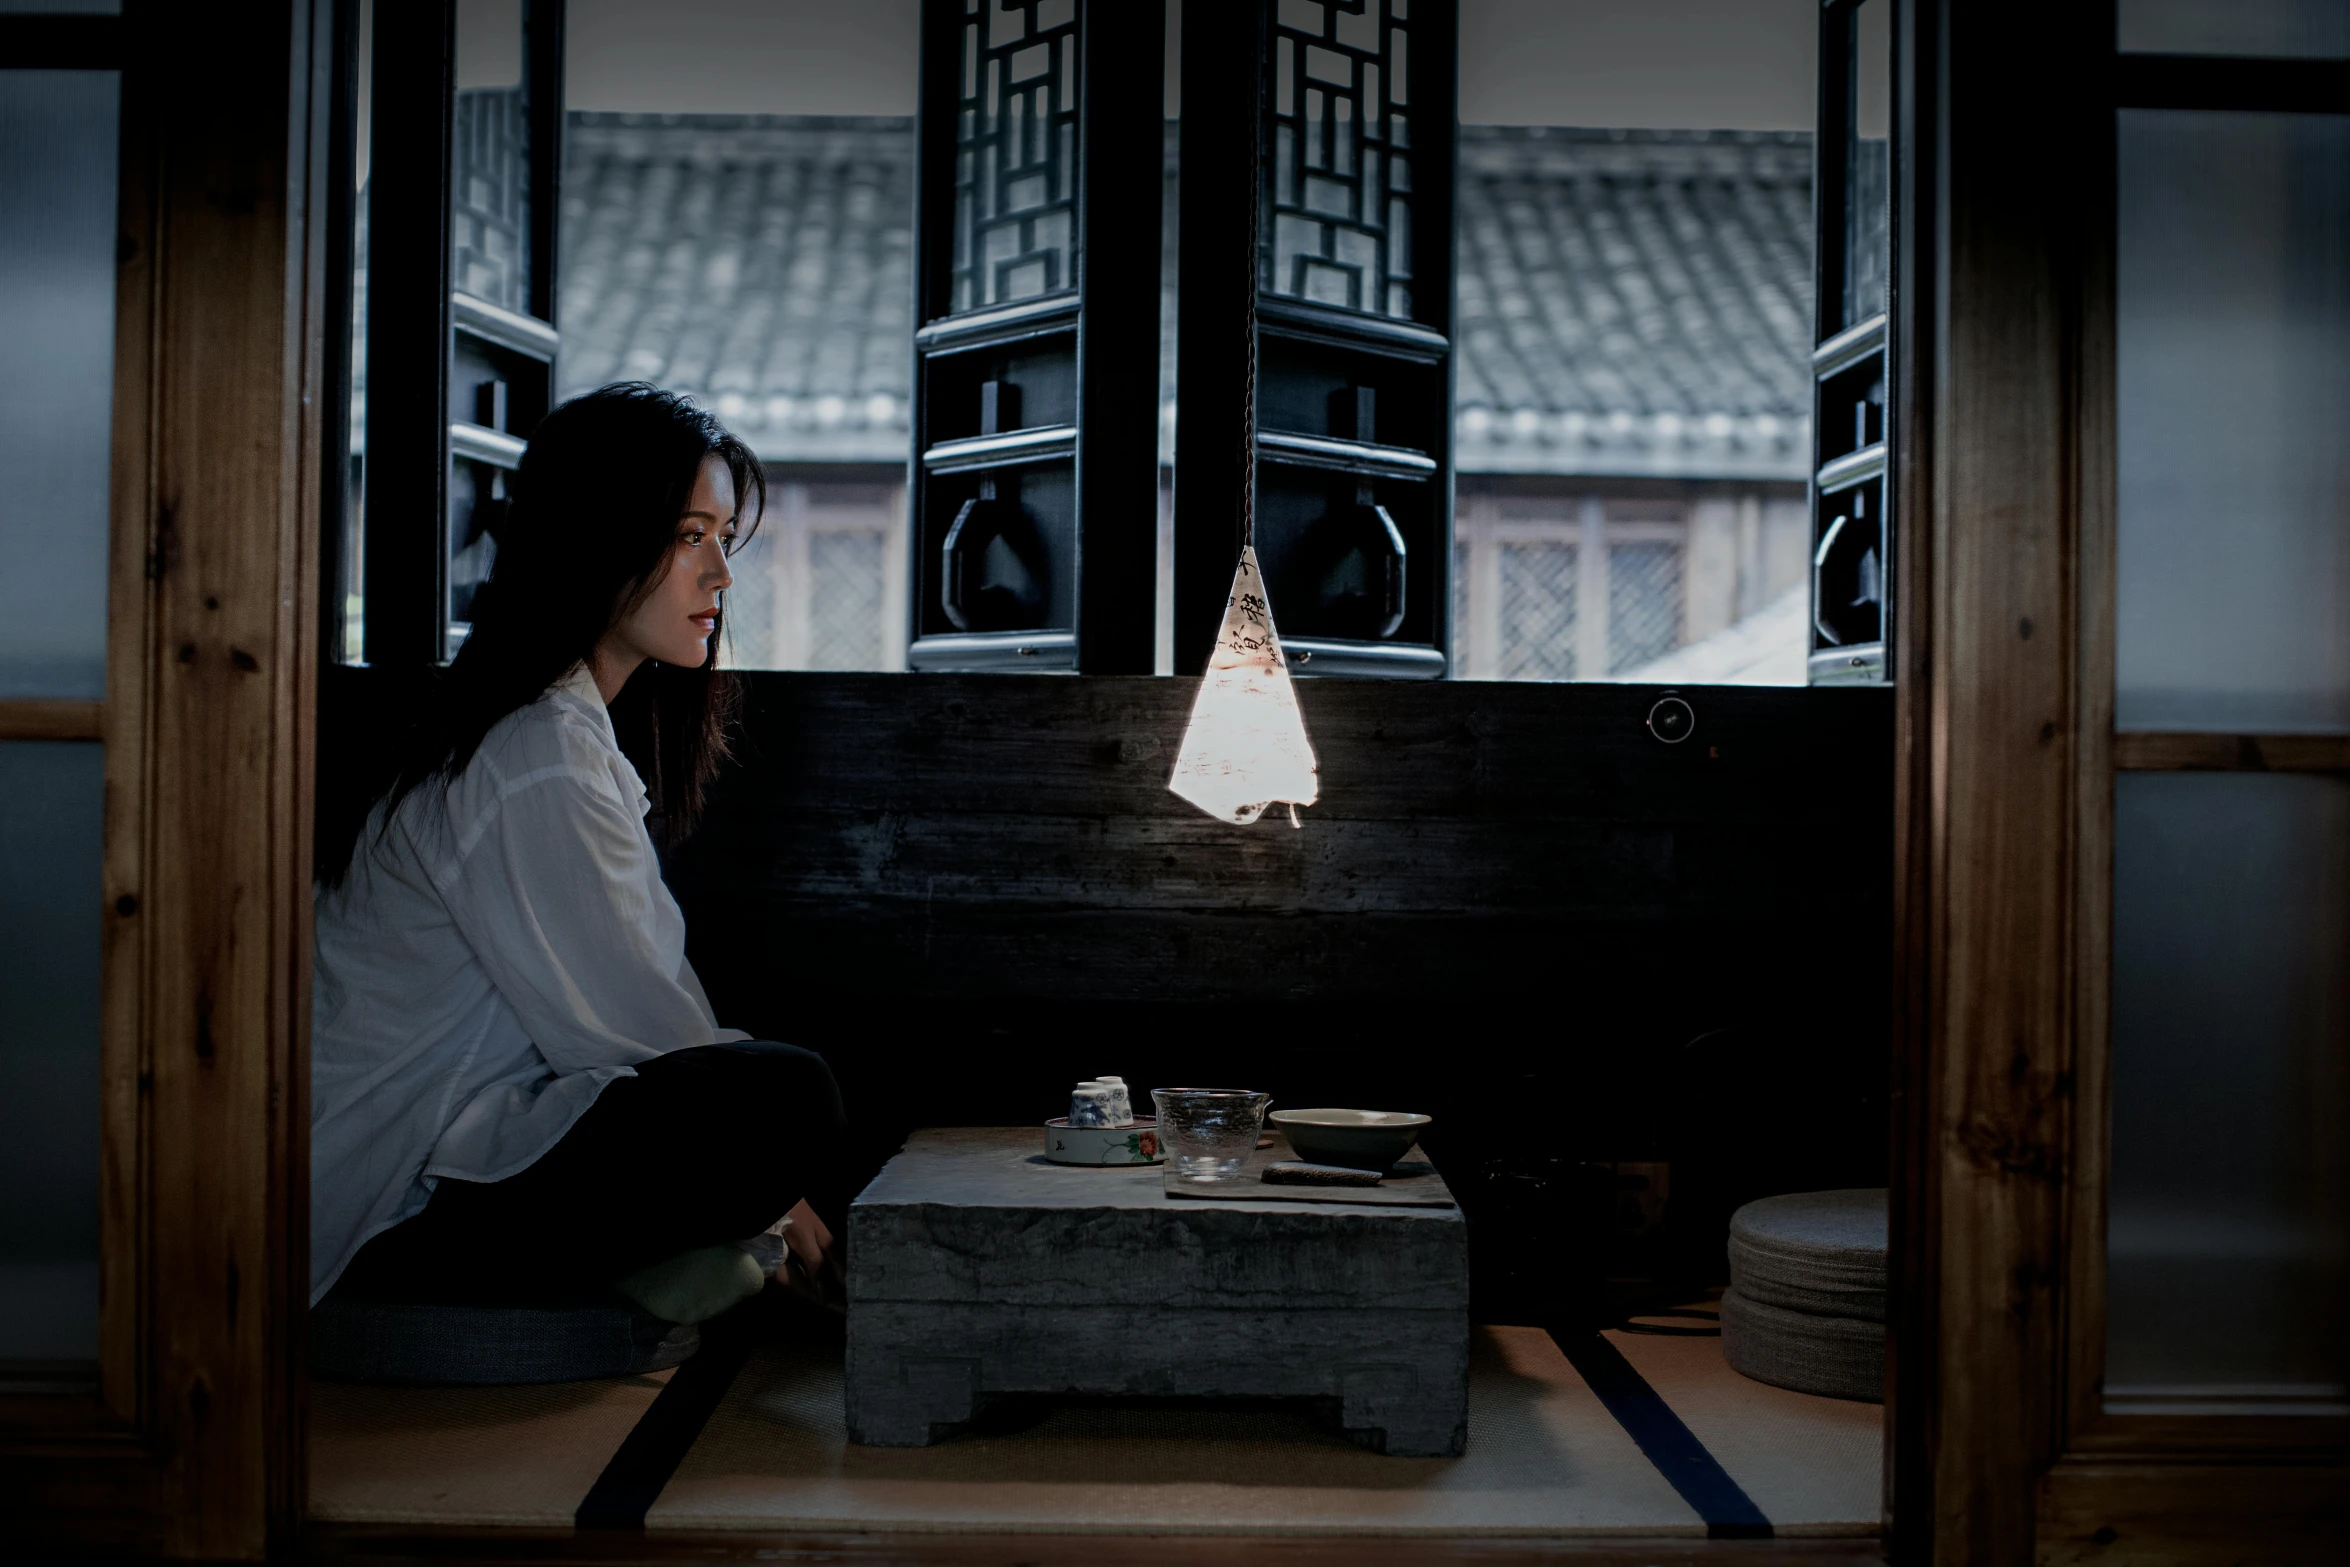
[0,69,118,701]
[2115,110,2350,732]
[0,741,104,1368]
[1448,4,1813,685]
[453,0,529,315]
[1447,4,1814,681]
[340,0,373,664]
[1842,0,1890,331]
[2108,772,2349,1407]
[1155,0,1179,674]
[2118,0,2350,58]
[559,2,920,672]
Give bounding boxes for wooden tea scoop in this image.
[1263,1160,1383,1188]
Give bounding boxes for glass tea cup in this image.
[1150,1088,1273,1183]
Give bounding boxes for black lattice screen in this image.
[951,0,1081,313]
[1265,0,1416,318]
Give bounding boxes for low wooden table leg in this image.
[844,1351,980,1446]
[1339,1362,1469,1457]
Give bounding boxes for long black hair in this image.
[322,383,765,886]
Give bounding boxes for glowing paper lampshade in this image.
[1168,547,1318,825]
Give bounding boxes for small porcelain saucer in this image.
[1044,1116,1164,1165]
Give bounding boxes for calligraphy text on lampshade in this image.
[1169,547,1320,825]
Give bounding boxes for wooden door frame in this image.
[14,0,2343,1559]
[2,0,327,1555]
[1888,3,2349,1563]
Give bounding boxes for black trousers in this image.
[338,1040,847,1305]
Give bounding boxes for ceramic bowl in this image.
[1268,1108,1432,1172]
[1044,1116,1164,1166]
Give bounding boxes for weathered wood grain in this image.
[301,1525,1893,1566]
[0,699,104,740]
[2,2,326,1558]
[673,674,1889,988]
[2036,1462,2350,1567]
[2110,732,2350,774]
[645,674,1894,1173]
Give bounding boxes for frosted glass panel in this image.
[2115,110,2350,732]
[0,742,105,1367]
[0,70,118,701]
[2119,0,2350,58]
[2108,773,2349,1406]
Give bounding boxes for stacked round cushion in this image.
[1720,1187,1886,1404]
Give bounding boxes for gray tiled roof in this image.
[557,116,916,463]
[1454,128,1813,480]
[557,115,1812,479]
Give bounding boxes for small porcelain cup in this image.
[1080,1077,1133,1126]
[1150,1088,1272,1183]
[1069,1085,1117,1128]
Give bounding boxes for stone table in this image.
[845,1127,1470,1456]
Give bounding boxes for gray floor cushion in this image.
[1727,1188,1887,1322]
[1720,1286,1884,1403]
[311,1294,699,1385]
[1720,1187,1887,1404]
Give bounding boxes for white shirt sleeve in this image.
[435,759,733,1076]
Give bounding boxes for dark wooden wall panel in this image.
[664,675,1893,1193]
[674,678,1887,992]
[319,668,1894,1305]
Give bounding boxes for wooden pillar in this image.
[1887,1,2102,1562]
[4,0,326,1555]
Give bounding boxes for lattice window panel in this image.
[1497,541,1577,681]
[950,0,1080,315]
[1266,0,1416,318]
[806,529,890,671]
[452,87,530,313]
[1608,541,1684,673]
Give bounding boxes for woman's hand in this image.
[781,1198,843,1292]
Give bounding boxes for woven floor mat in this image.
[310,1325,1881,1537]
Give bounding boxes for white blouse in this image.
[309,664,745,1303]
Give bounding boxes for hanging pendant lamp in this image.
[1169,544,1318,825]
[1167,124,1317,828]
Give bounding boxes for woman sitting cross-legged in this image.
[312,382,842,1326]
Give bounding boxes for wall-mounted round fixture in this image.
[1646,693,1696,745]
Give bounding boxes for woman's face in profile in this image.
[609,455,739,671]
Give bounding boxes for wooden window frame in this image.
[1174,0,1459,680]
[2046,18,2350,1499]
[36,1,2350,1559]
[352,0,566,673]
[1809,0,1894,688]
[903,0,1164,675]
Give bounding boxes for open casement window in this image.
[904,0,1163,675]
[1175,0,1456,679]
[1809,0,1891,686]
[355,0,565,668]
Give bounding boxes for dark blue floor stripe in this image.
[574,1310,760,1529]
[1551,1328,1774,1539]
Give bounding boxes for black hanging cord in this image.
[1242,82,1261,552]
